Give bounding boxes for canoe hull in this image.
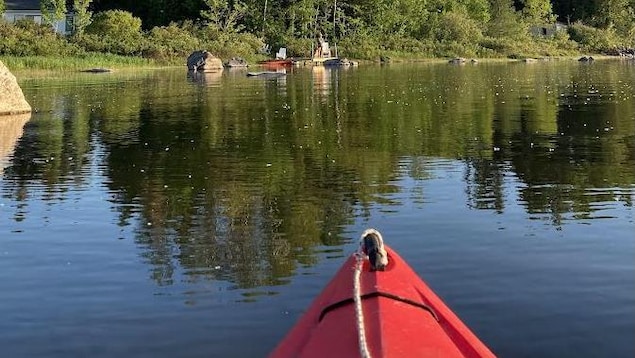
[258,59,293,69]
[270,245,495,358]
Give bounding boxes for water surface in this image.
[1,61,634,357]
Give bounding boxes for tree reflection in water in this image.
[2,62,633,288]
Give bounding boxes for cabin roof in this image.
[5,1,42,10]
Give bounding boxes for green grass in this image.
[0,53,177,71]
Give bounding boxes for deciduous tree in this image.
[487,0,524,38]
[593,0,635,40]
[73,0,93,35]
[41,0,67,29]
[201,0,247,33]
[520,0,555,24]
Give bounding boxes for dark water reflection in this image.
[1,61,634,357]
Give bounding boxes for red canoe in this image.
[270,229,495,358]
[258,59,294,69]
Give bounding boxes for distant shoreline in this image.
[1,54,623,73]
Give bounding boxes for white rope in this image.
[353,228,387,358]
[353,250,372,358]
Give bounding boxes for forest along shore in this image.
[1,0,634,70]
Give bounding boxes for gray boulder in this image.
[225,57,248,67]
[0,60,31,115]
[187,51,224,72]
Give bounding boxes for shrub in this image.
[382,36,428,54]
[479,36,516,55]
[0,20,82,56]
[278,36,314,58]
[338,32,381,60]
[83,10,145,55]
[568,22,621,53]
[432,11,484,45]
[198,27,264,61]
[434,41,480,58]
[86,10,141,38]
[145,22,201,61]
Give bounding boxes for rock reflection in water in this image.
[0,113,30,176]
[187,70,223,87]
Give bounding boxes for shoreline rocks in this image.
[607,47,635,58]
[187,51,224,72]
[1,60,32,116]
[225,57,248,68]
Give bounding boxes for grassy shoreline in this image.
[0,54,180,71]
[2,53,617,73]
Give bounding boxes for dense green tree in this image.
[550,0,594,23]
[201,0,247,33]
[2,0,632,60]
[487,0,524,38]
[593,0,635,40]
[348,0,428,37]
[520,0,555,24]
[427,9,484,46]
[73,0,93,35]
[285,0,319,38]
[0,0,5,16]
[83,0,635,52]
[90,0,206,29]
[41,0,67,28]
[432,0,491,23]
[83,0,635,38]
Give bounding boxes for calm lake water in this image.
[1,61,634,357]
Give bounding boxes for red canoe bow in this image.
[270,230,495,358]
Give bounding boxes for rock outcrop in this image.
[1,60,31,115]
[187,51,224,72]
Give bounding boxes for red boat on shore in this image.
[270,229,495,358]
[258,58,294,69]
[258,48,293,69]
